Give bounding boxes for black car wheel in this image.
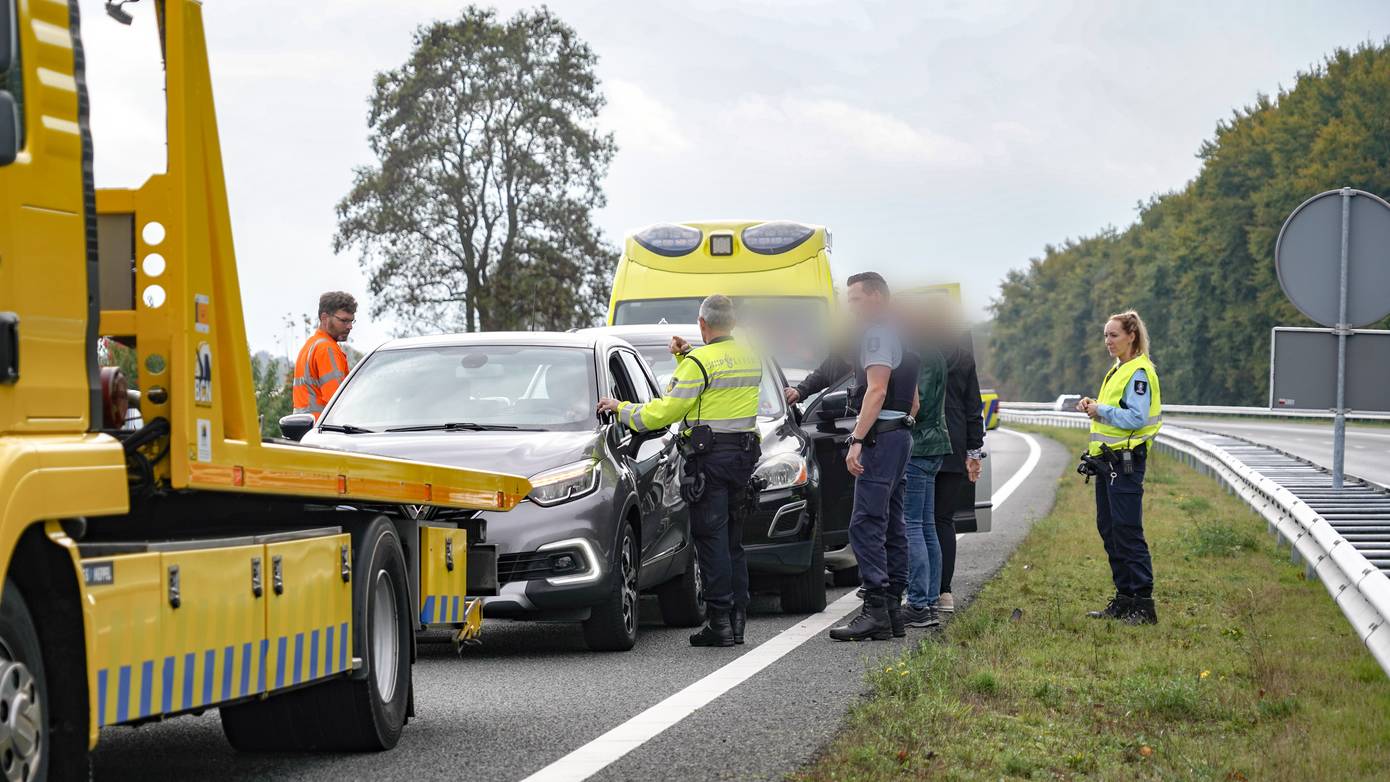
[582,525,640,651]
[657,546,705,627]
[831,565,860,588]
[779,516,827,614]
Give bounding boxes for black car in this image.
[294,332,702,652]
[583,326,828,613]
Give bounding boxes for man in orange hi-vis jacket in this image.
[293,291,357,418]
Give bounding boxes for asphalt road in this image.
[1167,417,1390,487]
[90,429,1069,782]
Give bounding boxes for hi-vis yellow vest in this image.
[617,337,762,435]
[1088,354,1162,456]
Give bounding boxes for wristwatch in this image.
[967,448,987,460]
[845,435,867,446]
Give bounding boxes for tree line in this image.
[989,42,1390,404]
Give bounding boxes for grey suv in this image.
[296,332,700,651]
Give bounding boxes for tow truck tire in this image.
[0,583,48,782]
[779,516,827,614]
[582,524,639,652]
[222,516,413,751]
[657,547,704,627]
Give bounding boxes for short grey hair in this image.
[699,294,736,330]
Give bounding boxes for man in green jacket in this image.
[901,330,953,628]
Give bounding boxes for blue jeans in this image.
[905,455,943,608]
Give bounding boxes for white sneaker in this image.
[938,592,955,613]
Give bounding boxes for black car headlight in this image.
[754,453,808,491]
[528,460,600,506]
[633,223,703,257]
[741,221,815,255]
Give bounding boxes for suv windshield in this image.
[322,345,597,432]
[632,343,784,421]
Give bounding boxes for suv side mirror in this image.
[278,413,315,442]
[0,91,17,167]
[816,390,849,422]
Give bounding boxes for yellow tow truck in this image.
[0,0,529,775]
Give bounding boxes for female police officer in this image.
[1076,310,1162,625]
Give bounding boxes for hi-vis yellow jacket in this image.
[1089,354,1162,456]
[617,337,762,435]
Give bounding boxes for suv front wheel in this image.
[582,525,640,651]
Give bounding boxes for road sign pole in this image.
[1333,187,1351,490]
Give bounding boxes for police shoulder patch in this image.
[1134,380,1148,396]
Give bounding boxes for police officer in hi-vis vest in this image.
[1076,310,1162,624]
[597,295,762,648]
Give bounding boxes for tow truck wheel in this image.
[0,583,46,782]
[222,516,413,751]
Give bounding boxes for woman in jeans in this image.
[900,317,952,628]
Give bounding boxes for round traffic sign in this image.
[1275,188,1390,328]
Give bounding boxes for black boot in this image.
[886,594,906,638]
[1122,596,1158,625]
[1086,593,1132,620]
[829,593,892,642]
[690,607,735,647]
[731,605,747,645]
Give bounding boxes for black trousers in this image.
[1093,450,1154,596]
[933,470,965,594]
[688,444,758,610]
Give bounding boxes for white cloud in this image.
[603,80,692,157]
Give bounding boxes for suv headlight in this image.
[633,223,702,257]
[741,221,814,255]
[753,453,808,491]
[528,460,600,506]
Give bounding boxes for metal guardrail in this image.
[1004,409,1390,676]
[1002,401,1390,422]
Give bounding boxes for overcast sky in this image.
[81,0,1389,359]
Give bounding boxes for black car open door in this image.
[796,375,857,550]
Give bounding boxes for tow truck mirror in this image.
[0,92,16,167]
[278,413,315,442]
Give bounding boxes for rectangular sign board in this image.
[1269,327,1390,413]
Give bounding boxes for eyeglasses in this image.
[332,314,356,326]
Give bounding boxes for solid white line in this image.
[520,426,1047,782]
[988,428,1043,511]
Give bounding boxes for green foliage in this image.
[252,352,293,438]
[1185,521,1258,557]
[335,6,617,334]
[990,42,1390,403]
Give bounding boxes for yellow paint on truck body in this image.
[83,530,353,727]
[0,0,529,753]
[418,526,468,627]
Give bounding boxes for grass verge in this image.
[794,426,1390,781]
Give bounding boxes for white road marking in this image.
[521,427,1047,782]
